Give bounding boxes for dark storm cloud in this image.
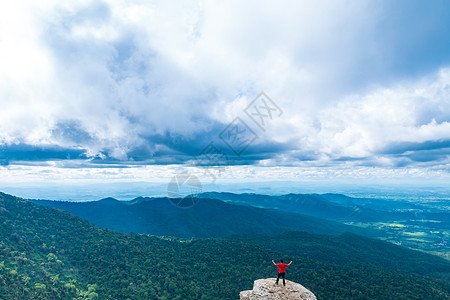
[0,144,88,165]
[382,140,450,155]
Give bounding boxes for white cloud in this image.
[0,0,449,182]
[306,69,450,161]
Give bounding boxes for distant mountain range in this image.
[199,192,387,221]
[32,197,379,238]
[198,192,449,223]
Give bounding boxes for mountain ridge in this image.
[32,196,380,238]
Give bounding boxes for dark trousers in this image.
[276,272,285,285]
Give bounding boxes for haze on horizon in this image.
[1,0,450,187]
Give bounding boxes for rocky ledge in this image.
[240,278,317,300]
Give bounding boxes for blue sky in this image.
[1,0,450,184]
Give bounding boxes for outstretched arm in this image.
[288,261,293,266]
[272,260,277,266]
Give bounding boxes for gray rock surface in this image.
[240,278,317,300]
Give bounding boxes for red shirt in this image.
[276,263,288,273]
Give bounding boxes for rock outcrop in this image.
[240,278,316,300]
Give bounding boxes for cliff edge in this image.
[240,278,316,300]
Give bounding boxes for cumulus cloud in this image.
[308,69,450,165]
[0,0,450,181]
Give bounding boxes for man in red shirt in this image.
[272,259,292,286]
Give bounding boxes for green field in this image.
[349,220,449,259]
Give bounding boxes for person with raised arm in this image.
[272,259,292,286]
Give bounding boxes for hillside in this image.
[32,197,379,238]
[1,192,449,299]
[229,231,450,280]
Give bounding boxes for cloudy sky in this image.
[1,0,450,184]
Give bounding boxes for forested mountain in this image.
[32,197,379,238]
[2,192,450,299]
[197,192,450,255]
[229,231,450,280]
